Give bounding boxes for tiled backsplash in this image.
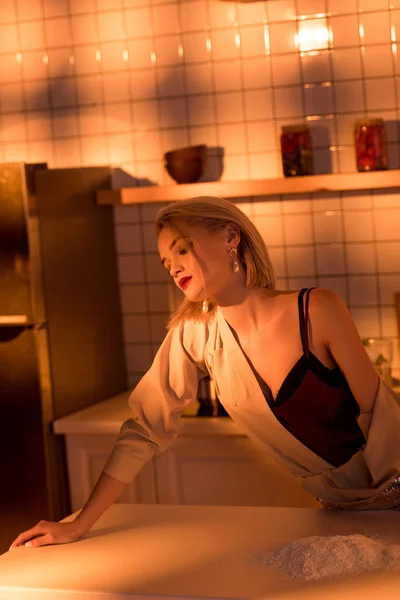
[0,0,399,385]
[116,189,400,386]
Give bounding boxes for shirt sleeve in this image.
[102,319,209,484]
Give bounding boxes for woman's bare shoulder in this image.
[305,287,352,340]
[308,287,379,410]
[307,287,346,321]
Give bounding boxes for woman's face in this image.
[157,220,238,302]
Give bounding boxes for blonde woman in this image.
[11,196,400,549]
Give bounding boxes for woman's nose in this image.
[171,265,182,279]
[170,258,183,278]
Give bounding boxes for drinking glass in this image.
[362,338,393,385]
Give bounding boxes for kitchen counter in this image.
[53,386,400,437]
[53,391,239,437]
[1,503,400,599]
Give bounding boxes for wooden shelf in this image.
[96,170,400,205]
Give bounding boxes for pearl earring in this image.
[202,299,209,313]
[229,248,240,273]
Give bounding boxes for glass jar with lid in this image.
[280,125,313,177]
[354,119,388,172]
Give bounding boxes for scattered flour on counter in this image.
[253,534,400,581]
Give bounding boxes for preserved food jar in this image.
[280,125,313,177]
[354,119,387,172]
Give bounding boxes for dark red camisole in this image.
[259,287,366,468]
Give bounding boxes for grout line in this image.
[356,0,368,118]
[235,3,251,178]
[65,0,84,167]
[388,0,400,169]
[93,0,111,170]
[34,0,57,166]
[148,2,165,185]
[137,203,155,347]
[371,196,384,337]
[120,0,138,180]
[325,0,341,173]
[176,0,191,148]
[205,0,222,168]
[6,0,27,163]
[339,190,352,306]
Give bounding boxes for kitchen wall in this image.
[0,0,399,385]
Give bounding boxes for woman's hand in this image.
[9,520,86,550]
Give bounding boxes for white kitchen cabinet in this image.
[155,434,318,507]
[64,434,158,512]
[57,393,318,512]
[64,431,318,512]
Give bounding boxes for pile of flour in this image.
[254,534,400,581]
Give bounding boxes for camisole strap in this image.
[298,287,316,359]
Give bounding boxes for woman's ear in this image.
[224,223,241,249]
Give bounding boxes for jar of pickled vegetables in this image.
[354,119,388,172]
[280,125,313,177]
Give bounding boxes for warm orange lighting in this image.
[306,114,334,121]
[296,19,329,52]
[304,81,332,89]
[298,11,327,20]
[264,25,270,55]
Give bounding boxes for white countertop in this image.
[2,503,400,599]
[53,386,400,437]
[52,391,240,436]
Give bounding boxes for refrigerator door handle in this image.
[24,323,46,331]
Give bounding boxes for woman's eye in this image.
[163,246,188,273]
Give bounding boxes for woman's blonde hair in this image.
[155,196,275,328]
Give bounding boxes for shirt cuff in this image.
[102,448,148,484]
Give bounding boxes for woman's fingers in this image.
[25,533,54,548]
[9,522,46,549]
[10,521,84,550]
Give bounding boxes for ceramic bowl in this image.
[164,145,207,184]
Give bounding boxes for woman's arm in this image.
[101,319,209,484]
[10,472,127,548]
[10,319,209,548]
[310,288,379,413]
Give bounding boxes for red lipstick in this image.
[179,276,192,290]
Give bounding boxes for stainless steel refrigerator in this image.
[0,163,127,553]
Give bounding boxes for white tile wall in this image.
[0,0,399,382]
